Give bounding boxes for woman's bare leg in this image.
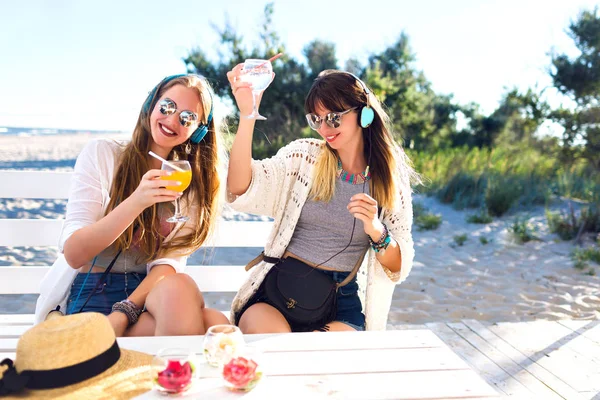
[124,312,155,336]
[238,303,291,334]
[143,273,206,336]
[314,321,357,332]
[202,307,230,329]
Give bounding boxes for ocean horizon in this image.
[0,126,127,137]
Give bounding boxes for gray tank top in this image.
[91,205,174,274]
[286,179,370,271]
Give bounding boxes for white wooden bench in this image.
[0,170,271,337]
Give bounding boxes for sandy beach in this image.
[1,133,599,325]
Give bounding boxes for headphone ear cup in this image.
[360,105,375,128]
[190,124,208,144]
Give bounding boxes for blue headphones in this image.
[346,73,375,129]
[142,74,213,144]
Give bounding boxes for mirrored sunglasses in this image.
[158,98,199,128]
[305,108,356,130]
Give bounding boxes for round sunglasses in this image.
[158,98,199,128]
[305,107,356,130]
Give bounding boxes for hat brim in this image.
[2,348,154,400]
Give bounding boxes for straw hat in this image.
[0,312,154,399]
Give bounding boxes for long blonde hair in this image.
[305,70,418,210]
[106,75,223,262]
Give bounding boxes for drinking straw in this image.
[255,52,283,69]
[148,151,185,172]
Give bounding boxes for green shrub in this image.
[571,246,600,273]
[546,205,600,240]
[467,210,493,224]
[486,176,522,217]
[415,213,442,231]
[437,173,486,210]
[508,217,538,244]
[479,236,489,245]
[453,234,468,246]
[546,209,578,240]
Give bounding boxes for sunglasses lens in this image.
[306,114,321,130]
[159,99,176,115]
[179,111,198,128]
[326,113,342,128]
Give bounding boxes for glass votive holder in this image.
[152,348,196,395]
[222,346,264,392]
[203,324,245,367]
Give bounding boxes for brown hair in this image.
[305,69,418,209]
[106,75,223,262]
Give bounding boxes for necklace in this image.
[336,159,371,185]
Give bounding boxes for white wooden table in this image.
[122,330,499,399]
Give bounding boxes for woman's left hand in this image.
[347,193,384,241]
[107,311,129,337]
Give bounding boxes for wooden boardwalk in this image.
[411,319,599,399]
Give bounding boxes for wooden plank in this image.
[135,370,499,399]
[118,330,446,355]
[579,392,600,400]
[0,325,30,338]
[489,320,600,392]
[0,170,72,199]
[0,219,272,248]
[558,320,600,346]
[452,321,564,400]
[0,314,35,325]
[0,338,17,352]
[0,265,249,294]
[465,320,586,400]
[0,219,64,247]
[248,347,468,376]
[427,322,522,397]
[1,330,446,354]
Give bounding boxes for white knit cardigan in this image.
[228,139,415,330]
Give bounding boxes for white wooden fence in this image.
[0,170,270,330]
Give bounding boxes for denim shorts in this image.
[323,269,366,331]
[66,272,146,315]
[237,266,366,332]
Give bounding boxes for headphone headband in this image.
[343,72,374,128]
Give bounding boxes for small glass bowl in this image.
[152,348,196,395]
[203,324,245,367]
[222,346,264,392]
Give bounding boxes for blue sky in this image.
[0,0,597,132]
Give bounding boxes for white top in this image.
[59,138,195,273]
[227,139,415,330]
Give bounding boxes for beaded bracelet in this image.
[369,224,391,253]
[111,300,143,326]
[372,235,391,253]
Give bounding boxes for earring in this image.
[184,141,192,155]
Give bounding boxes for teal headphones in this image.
[142,74,213,144]
[346,72,375,129]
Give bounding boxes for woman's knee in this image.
[238,303,291,334]
[147,273,204,309]
[203,308,230,328]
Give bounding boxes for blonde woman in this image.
[36,74,229,336]
[226,67,418,333]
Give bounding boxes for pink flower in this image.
[157,360,193,393]
[222,357,259,389]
